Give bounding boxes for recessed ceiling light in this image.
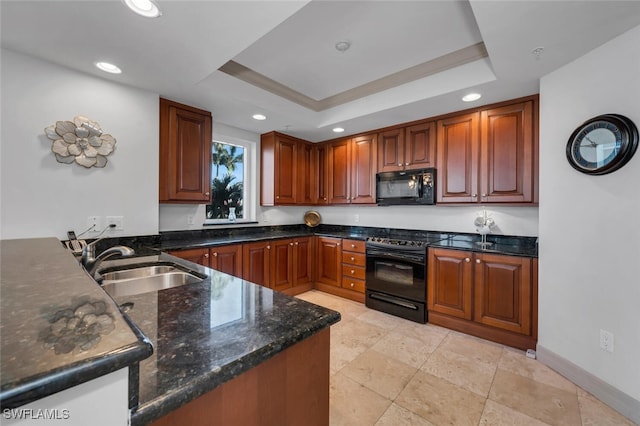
[123,0,162,18]
[462,93,481,102]
[252,114,267,121]
[95,62,122,74]
[333,127,345,133]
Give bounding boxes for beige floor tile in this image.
[375,403,435,426]
[330,318,388,371]
[330,372,391,426]
[341,349,418,400]
[577,388,637,426]
[371,330,432,368]
[439,332,504,366]
[394,321,449,352]
[498,348,577,394]
[489,369,581,426]
[421,346,497,397]
[356,309,408,330]
[395,370,486,426]
[480,399,552,425]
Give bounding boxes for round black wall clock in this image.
[566,114,638,175]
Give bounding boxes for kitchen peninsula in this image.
[0,238,340,425]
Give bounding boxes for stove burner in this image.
[366,237,426,247]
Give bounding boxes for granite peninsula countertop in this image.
[0,238,153,409]
[102,253,341,426]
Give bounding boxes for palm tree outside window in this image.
[207,142,245,220]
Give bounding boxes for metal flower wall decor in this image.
[45,116,116,168]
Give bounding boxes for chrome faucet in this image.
[81,238,135,278]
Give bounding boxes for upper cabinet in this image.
[378,121,436,172]
[437,97,538,204]
[159,98,212,203]
[328,134,377,204]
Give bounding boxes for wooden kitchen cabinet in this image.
[327,135,377,204]
[168,248,211,267]
[210,244,243,278]
[437,97,538,204]
[314,237,365,303]
[243,238,313,295]
[315,237,342,287]
[428,247,537,350]
[378,121,436,172]
[340,239,366,298]
[159,98,212,203]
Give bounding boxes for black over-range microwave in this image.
[376,168,436,205]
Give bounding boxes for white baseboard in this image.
[536,344,640,425]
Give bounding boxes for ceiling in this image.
[3,1,640,142]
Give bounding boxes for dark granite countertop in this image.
[155,224,538,258]
[102,253,340,426]
[0,238,153,409]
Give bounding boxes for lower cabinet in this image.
[243,238,313,295]
[314,237,365,303]
[427,247,537,350]
[170,245,243,279]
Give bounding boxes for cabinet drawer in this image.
[342,278,365,293]
[342,251,366,266]
[343,239,365,253]
[342,265,366,280]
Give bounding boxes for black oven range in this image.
[365,236,435,323]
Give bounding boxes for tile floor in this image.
[296,290,637,426]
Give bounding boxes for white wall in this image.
[539,24,640,403]
[0,49,159,240]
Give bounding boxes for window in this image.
[206,141,246,221]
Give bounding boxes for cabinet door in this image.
[316,237,342,287]
[271,239,294,291]
[350,134,377,204]
[298,143,315,205]
[427,248,473,319]
[242,241,271,288]
[293,237,313,287]
[315,145,329,205]
[474,254,532,334]
[480,101,535,203]
[405,121,436,169]
[211,244,243,278]
[168,248,210,268]
[436,112,479,203]
[159,98,212,203]
[377,128,404,172]
[327,139,351,204]
[274,136,298,204]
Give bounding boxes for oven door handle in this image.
[369,292,419,310]
[366,250,425,265]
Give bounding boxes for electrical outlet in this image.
[187,215,195,225]
[354,214,360,223]
[106,216,124,231]
[87,216,102,233]
[600,329,614,353]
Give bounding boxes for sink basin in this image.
[97,262,207,297]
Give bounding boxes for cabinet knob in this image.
[476,259,481,264]
[350,256,355,261]
[398,163,403,167]
[337,242,341,246]
[472,194,478,198]
[267,245,271,250]
[290,242,294,246]
[213,252,218,257]
[295,242,299,246]
[276,196,280,199]
[324,197,327,201]
[482,193,487,198]
[350,282,355,288]
[205,192,210,196]
[204,253,209,258]
[465,258,470,262]
[405,162,410,166]
[350,269,355,274]
[351,244,356,248]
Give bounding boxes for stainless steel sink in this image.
[97,262,207,297]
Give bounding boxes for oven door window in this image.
[374,261,414,286]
